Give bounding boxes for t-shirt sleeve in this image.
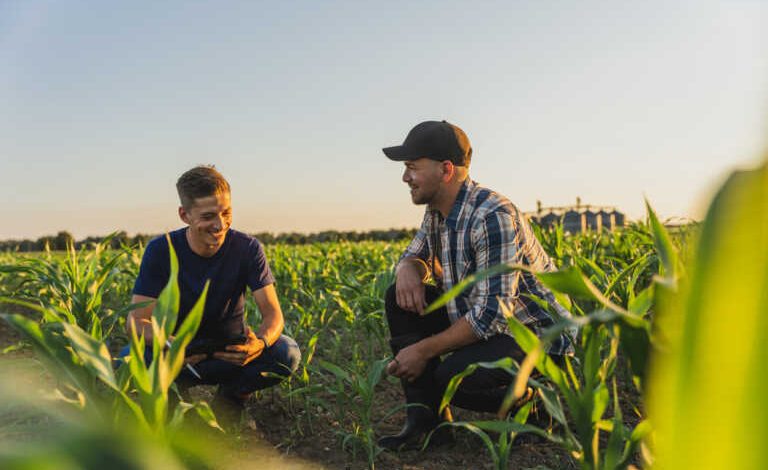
[246,239,275,291]
[132,236,171,298]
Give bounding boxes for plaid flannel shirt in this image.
[401,179,574,355]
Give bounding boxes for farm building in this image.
[527,197,626,233]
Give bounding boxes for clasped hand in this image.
[185,330,265,366]
[386,343,428,382]
[213,329,265,366]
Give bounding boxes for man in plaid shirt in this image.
[378,120,573,451]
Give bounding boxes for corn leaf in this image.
[62,322,117,390]
[648,159,768,469]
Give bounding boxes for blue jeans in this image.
[118,334,301,398]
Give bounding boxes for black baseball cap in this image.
[382,120,472,166]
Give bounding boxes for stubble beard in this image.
[411,184,440,206]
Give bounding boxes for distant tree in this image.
[1,227,418,251]
[19,239,35,252]
[35,235,54,252]
[109,231,129,249]
[52,231,75,251]
[131,233,152,248]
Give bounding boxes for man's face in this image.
[179,191,232,254]
[402,158,444,205]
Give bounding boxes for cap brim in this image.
[382,145,416,161]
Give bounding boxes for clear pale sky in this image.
[1,0,766,240]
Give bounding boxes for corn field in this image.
[0,159,765,469]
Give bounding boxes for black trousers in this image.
[385,284,526,412]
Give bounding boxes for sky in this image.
[1,0,766,240]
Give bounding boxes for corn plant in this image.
[0,235,135,340]
[0,378,209,470]
[316,357,391,469]
[0,229,682,469]
[432,356,544,470]
[495,203,679,469]
[0,235,219,452]
[260,241,398,445]
[648,158,768,469]
[423,204,675,469]
[431,400,535,470]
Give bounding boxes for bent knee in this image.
[272,335,302,375]
[433,364,455,388]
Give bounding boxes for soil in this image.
[0,314,585,470]
[240,378,575,469]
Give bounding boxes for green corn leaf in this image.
[604,254,651,299]
[318,359,351,382]
[115,389,151,432]
[438,357,522,413]
[152,234,180,340]
[537,267,597,301]
[628,284,654,315]
[467,418,543,438]
[645,199,679,282]
[619,322,651,383]
[191,401,224,432]
[115,360,134,392]
[61,323,117,390]
[128,329,150,393]
[435,422,499,467]
[425,263,522,313]
[0,312,51,357]
[502,308,567,391]
[537,386,569,428]
[648,159,768,469]
[366,358,388,390]
[1,313,95,404]
[604,380,625,469]
[513,399,533,424]
[582,327,604,391]
[167,281,208,382]
[590,384,609,424]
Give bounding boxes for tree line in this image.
[0,228,418,252]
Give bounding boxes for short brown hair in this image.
[176,165,231,209]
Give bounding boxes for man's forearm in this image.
[126,314,154,340]
[417,317,478,359]
[397,256,430,282]
[254,315,283,347]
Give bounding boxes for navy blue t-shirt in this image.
[133,228,275,340]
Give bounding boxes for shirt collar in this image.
[445,178,474,231]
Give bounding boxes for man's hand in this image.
[386,342,429,382]
[212,329,265,366]
[395,258,428,315]
[184,354,206,366]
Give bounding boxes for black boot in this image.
[378,385,439,451]
[378,333,451,451]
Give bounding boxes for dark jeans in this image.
[118,334,301,398]
[385,284,526,412]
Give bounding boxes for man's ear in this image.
[441,161,455,182]
[179,206,190,224]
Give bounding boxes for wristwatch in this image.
[257,335,269,349]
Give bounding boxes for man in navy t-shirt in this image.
[127,165,300,423]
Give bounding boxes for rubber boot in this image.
[378,333,452,451]
[378,384,443,451]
